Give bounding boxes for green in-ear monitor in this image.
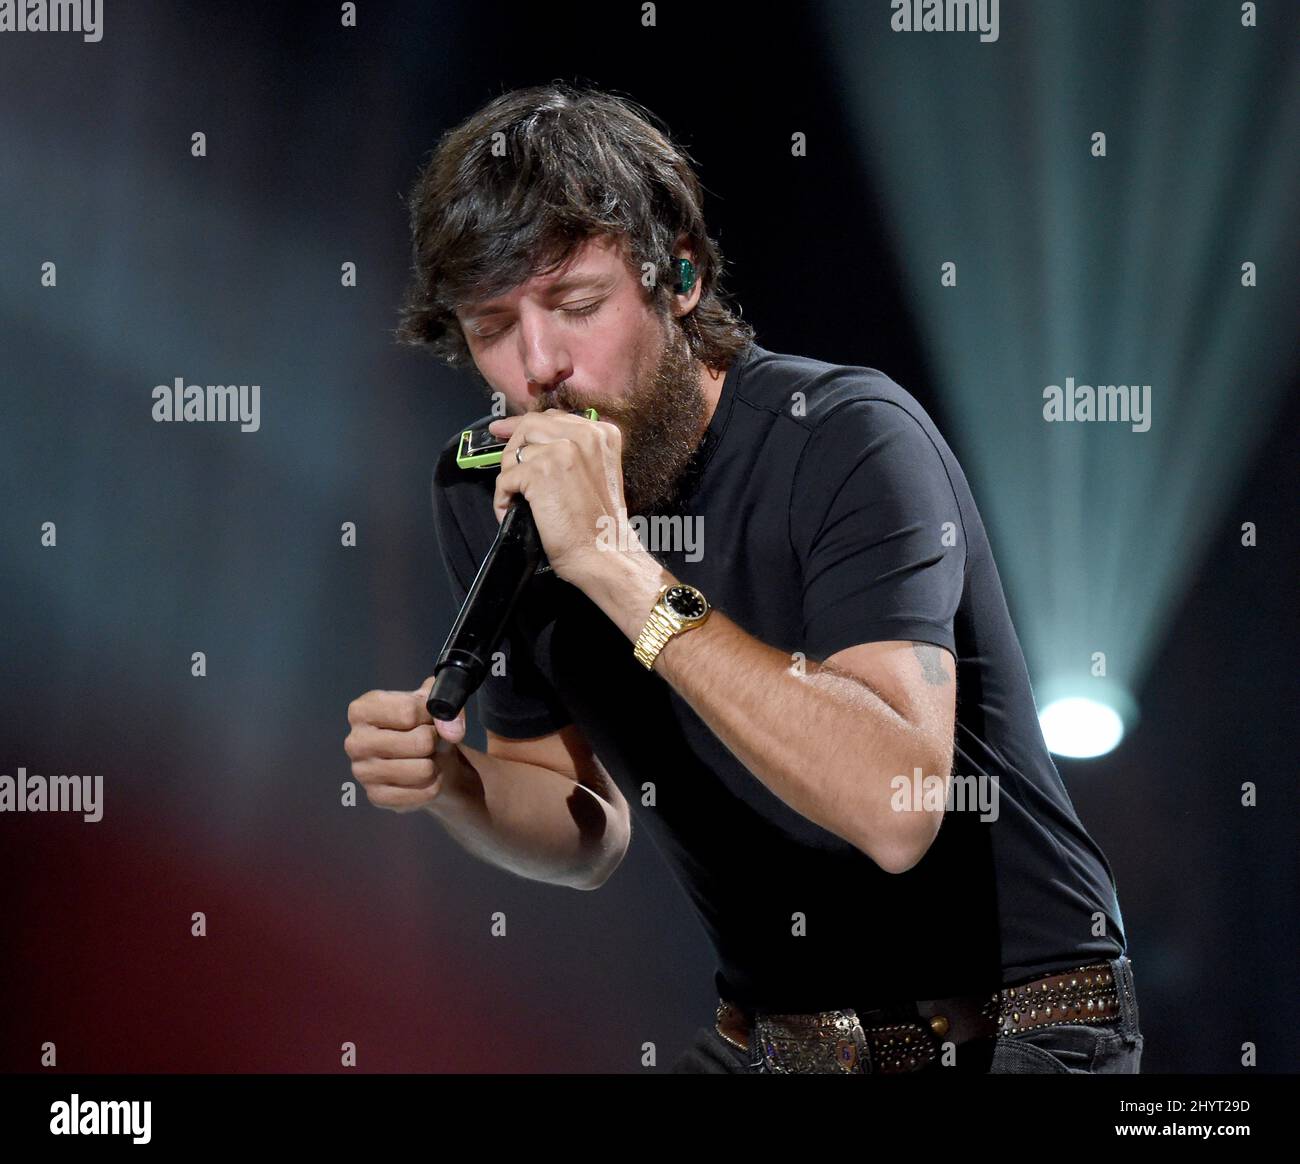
[670,256,697,295]
[456,407,600,469]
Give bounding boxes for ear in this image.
[670,244,702,315]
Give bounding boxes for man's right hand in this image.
[345,676,467,813]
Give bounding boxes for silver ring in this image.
[515,446,524,464]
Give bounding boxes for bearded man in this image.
[344,81,1141,1076]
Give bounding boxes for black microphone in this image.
[426,495,543,721]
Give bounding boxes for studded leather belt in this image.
[715,961,1121,1074]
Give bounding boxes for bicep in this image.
[486,723,627,812]
[822,639,956,762]
[794,400,966,665]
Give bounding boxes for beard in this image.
[535,315,708,516]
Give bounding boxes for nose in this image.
[517,305,574,400]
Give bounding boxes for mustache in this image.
[533,386,627,421]
[537,385,593,409]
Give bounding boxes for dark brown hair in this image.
[394,80,754,371]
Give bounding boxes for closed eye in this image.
[471,299,604,343]
[561,299,603,321]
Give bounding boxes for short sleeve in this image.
[431,456,573,739]
[791,399,966,662]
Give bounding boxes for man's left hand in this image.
[487,408,628,588]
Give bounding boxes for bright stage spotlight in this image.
[1039,697,1125,760]
[820,0,1299,768]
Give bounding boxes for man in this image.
[345,82,1142,1074]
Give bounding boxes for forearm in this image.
[423,744,627,890]
[576,548,944,869]
[661,616,940,866]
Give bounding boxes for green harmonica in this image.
[456,407,600,469]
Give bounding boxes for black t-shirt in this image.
[431,341,1127,1013]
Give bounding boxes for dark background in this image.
[2,0,1297,1072]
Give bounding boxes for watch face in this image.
[664,585,707,620]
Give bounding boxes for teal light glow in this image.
[819,0,1300,762]
[1039,697,1125,759]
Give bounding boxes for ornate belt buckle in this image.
[752,1008,871,1074]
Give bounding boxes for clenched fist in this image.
[345,676,466,813]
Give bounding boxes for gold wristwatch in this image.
[633,583,711,671]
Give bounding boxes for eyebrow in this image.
[462,273,613,321]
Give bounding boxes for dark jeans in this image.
[670,954,1143,1074]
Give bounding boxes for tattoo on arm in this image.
[912,643,951,686]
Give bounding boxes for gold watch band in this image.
[633,604,680,671]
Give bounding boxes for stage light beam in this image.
[1039,697,1125,759]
